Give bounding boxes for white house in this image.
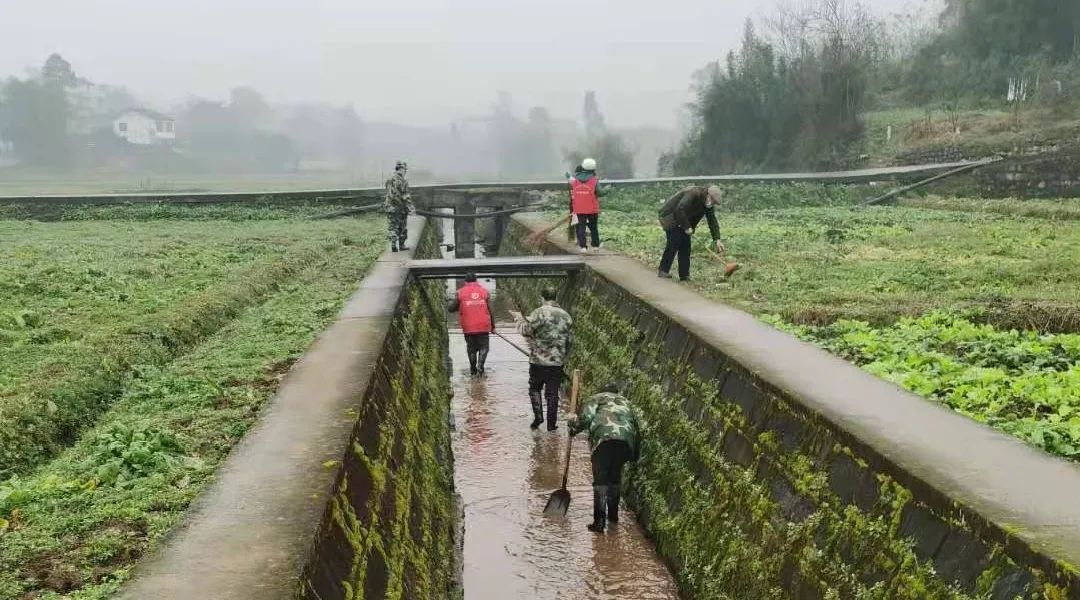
[113,109,175,145]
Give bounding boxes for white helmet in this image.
[581,157,597,171]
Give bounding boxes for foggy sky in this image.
[1,0,931,129]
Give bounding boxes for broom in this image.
[525,213,572,248]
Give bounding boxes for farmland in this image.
[0,208,383,599]
[587,184,1080,460]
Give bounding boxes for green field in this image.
[0,209,383,598]
[586,184,1080,460]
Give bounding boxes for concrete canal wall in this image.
[117,218,461,600]
[298,223,459,600]
[499,214,1080,600]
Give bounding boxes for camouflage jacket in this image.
[517,301,572,366]
[570,392,640,456]
[384,172,413,213]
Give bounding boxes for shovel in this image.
[707,249,741,278]
[543,369,580,516]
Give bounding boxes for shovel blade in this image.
[543,488,571,515]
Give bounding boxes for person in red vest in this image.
[447,272,495,376]
[568,157,609,253]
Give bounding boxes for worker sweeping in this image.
[384,160,413,252]
[510,287,572,431]
[568,157,608,253]
[447,272,495,376]
[568,383,641,533]
[657,184,738,281]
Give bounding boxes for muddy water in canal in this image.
[449,307,681,600]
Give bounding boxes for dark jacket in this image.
[658,186,721,240]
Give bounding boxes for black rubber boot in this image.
[391,242,399,253]
[529,392,544,429]
[607,487,620,523]
[545,392,558,431]
[587,486,607,533]
[468,350,478,376]
[477,349,488,376]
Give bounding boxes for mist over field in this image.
[7,0,1076,193]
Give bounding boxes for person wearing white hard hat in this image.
[567,157,610,253]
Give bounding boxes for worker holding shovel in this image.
[657,185,738,281]
[568,383,641,533]
[510,286,573,431]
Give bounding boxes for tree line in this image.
[0,54,364,172]
[0,54,638,179]
[669,0,1080,175]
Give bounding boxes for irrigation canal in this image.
[448,312,680,599]
[441,213,678,598]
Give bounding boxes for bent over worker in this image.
[657,185,727,281]
[511,287,572,431]
[384,160,413,252]
[568,157,608,253]
[447,272,495,376]
[569,383,641,533]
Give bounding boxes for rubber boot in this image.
[468,350,478,376]
[477,348,488,376]
[529,391,544,429]
[587,486,607,533]
[545,391,558,431]
[607,487,620,523]
[391,242,399,253]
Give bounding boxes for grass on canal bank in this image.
[558,184,1080,461]
[0,218,379,476]
[586,185,1080,331]
[0,215,384,599]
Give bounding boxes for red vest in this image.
[457,282,492,334]
[570,176,600,215]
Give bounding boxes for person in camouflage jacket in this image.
[384,160,413,251]
[512,286,573,430]
[569,384,641,532]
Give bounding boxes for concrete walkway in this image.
[117,218,424,599]
[514,212,1080,573]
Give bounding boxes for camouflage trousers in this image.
[386,210,408,245]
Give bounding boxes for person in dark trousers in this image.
[657,185,727,281]
[568,157,608,253]
[510,287,573,430]
[569,383,641,533]
[447,273,496,376]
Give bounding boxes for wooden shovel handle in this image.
[560,369,581,489]
[569,369,580,415]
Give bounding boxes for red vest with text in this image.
[457,282,492,334]
[570,176,600,215]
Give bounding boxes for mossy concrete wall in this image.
[500,215,1080,600]
[300,222,459,600]
[117,218,453,600]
